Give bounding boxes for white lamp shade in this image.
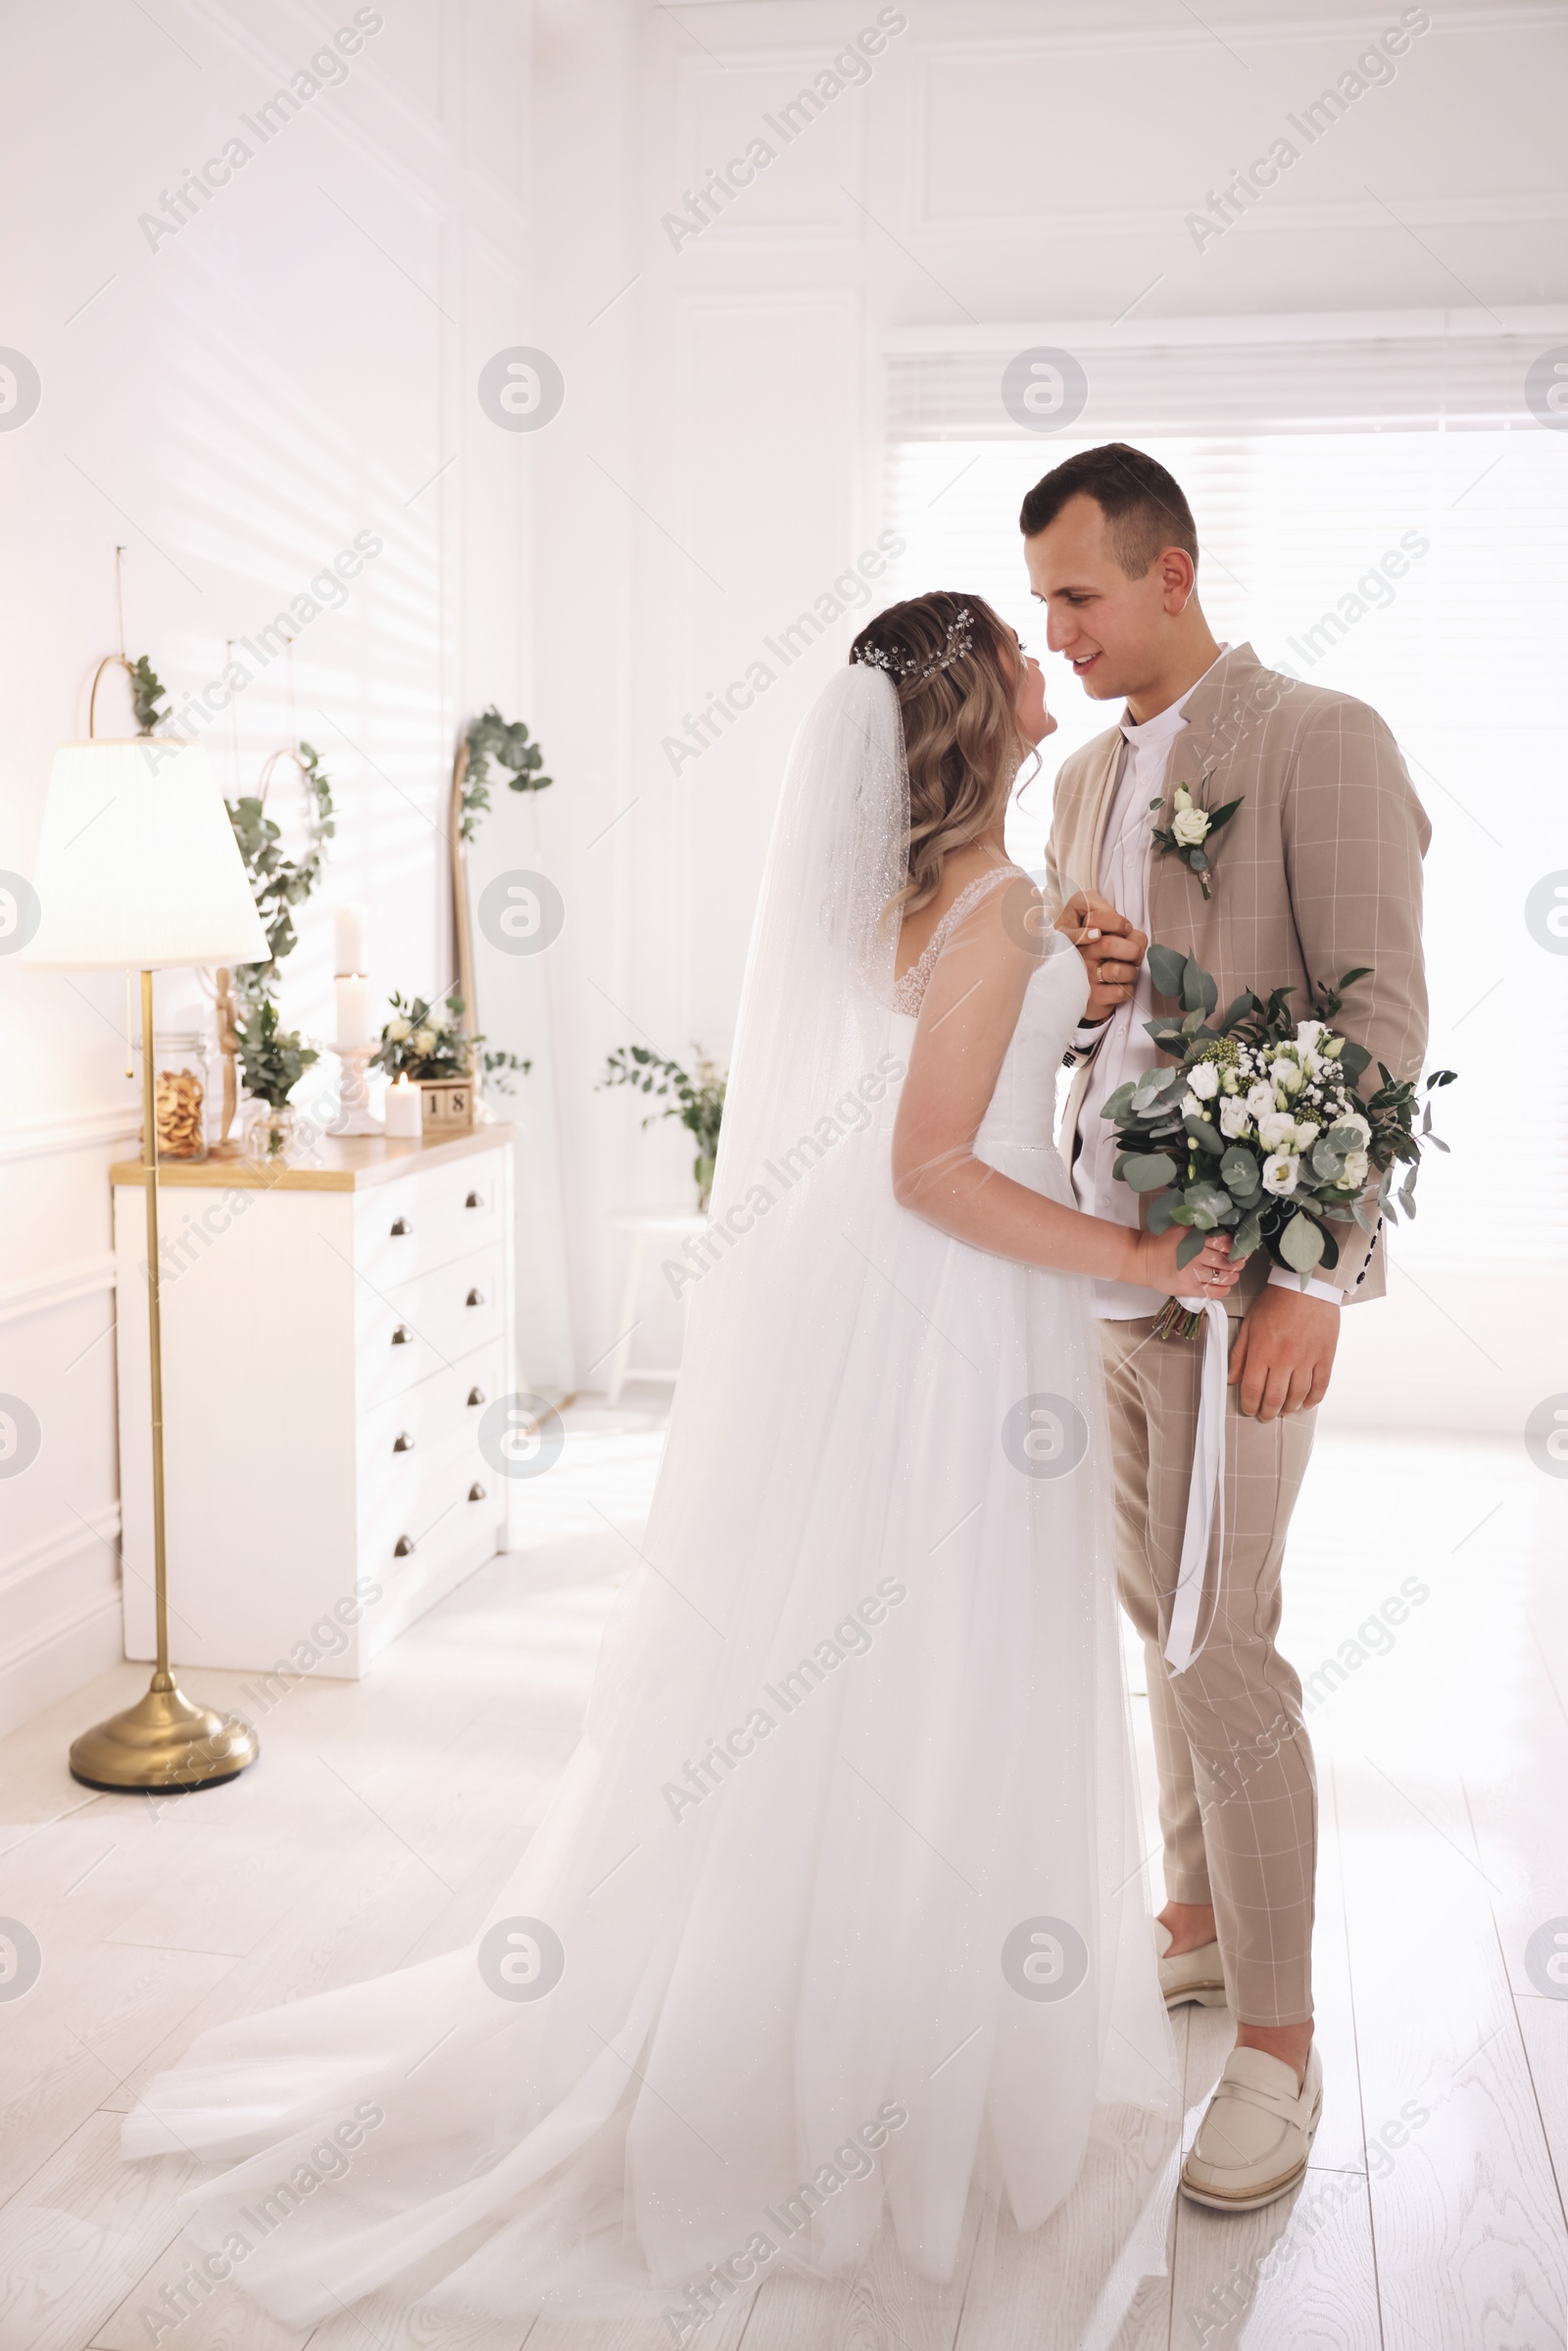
[23,739,270,971]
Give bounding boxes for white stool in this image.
[604,1211,709,1405]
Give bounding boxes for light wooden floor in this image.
[2,1405,1565,2351]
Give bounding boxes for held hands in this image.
[1055,890,1148,1021]
[1129,1227,1241,1301]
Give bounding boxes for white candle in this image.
[334,903,368,976]
[385,1074,422,1138]
[334,973,373,1048]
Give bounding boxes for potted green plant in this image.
[237,998,319,1163]
[372,989,529,1134]
[600,1047,726,1210]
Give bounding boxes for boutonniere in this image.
[1149,763,1244,901]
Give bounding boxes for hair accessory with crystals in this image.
[854,606,975,683]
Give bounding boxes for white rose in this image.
[1258,1111,1298,1151]
[1172,808,1209,847]
[1172,783,1193,811]
[386,1016,413,1042]
[1261,1152,1299,1196]
[1219,1095,1252,1140]
[1344,1149,1370,1187]
[411,1027,436,1054]
[1188,1061,1220,1099]
[1246,1081,1275,1119]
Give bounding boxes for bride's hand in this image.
[1130,1225,1241,1299]
[1055,889,1147,1020]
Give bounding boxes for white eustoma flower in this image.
[1336,1110,1372,1145]
[1219,1095,1252,1140]
[1261,1152,1299,1196]
[1246,1081,1274,1119]
[1292,1118,1321,1151]
[1344,1149,1370,1186]
[1220,1066,1241,1096]
[1181,1091,1205,1118]
[1172,808,1210,847]
[1322,1034,1346,1059]
[1296,1020,1326,1052]
[1258,1110,1298,1151]
[1188,1061,1220,1099]
[1272,1057,1305,1096]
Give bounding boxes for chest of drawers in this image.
[111,1126,516,1677]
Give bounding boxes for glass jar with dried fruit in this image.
[139,1032,210,1161]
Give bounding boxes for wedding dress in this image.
[122,664,1174,2331]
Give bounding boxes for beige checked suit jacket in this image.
[1044,642,1432,1304]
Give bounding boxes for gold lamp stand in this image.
[70,971,259,1792]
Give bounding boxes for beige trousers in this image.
[1100,1311,1318,2027]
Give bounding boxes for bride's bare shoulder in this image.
[895,852,1042,980]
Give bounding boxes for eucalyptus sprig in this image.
[600,1046,727,1206]
[225,741,336,1013]
[236,996,319,1110]
[129,655,170,736]
[459,707,553,842]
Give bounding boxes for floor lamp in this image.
[24,733,272,1790]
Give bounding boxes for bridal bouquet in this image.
[1105,946,1455,1335]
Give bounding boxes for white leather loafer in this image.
[1154,1920,1228,2010]
[1180,2042,1323,2211]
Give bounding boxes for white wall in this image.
[0,0,536,1732]
[526,0,1568,1418]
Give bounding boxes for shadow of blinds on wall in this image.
[879,316,1568,1271]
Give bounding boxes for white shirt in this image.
[1067,650,1344,1318]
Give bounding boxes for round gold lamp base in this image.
[69,1671,259,1793]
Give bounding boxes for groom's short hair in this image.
[1019,443,1198,578]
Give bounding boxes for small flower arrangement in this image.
[236,996,319,1109]
[373,989,530,1094]
[1106,946,1455,1337]
[1150,763,1243,899]
[601,1046,727,1210]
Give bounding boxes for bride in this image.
[123,591,1238,2332]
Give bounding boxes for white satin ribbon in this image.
[1162,1297,1230,1675]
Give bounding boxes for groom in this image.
[1024,444,1429,2210]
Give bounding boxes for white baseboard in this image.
[0,1591,126,1742]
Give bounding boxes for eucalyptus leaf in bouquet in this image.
[1106,949,1455,1337]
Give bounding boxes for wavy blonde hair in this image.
[850,592,1024,922]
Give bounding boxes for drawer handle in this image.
[468,1481,487,1502]
[390,1216,412,1236]
[394,1534,415,1557]
[465,1190,483,1209]
[391,1324,413,1346]
[466,1385,485,1407]
[466,1287,484,1307]
[392,1431,415,1453]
